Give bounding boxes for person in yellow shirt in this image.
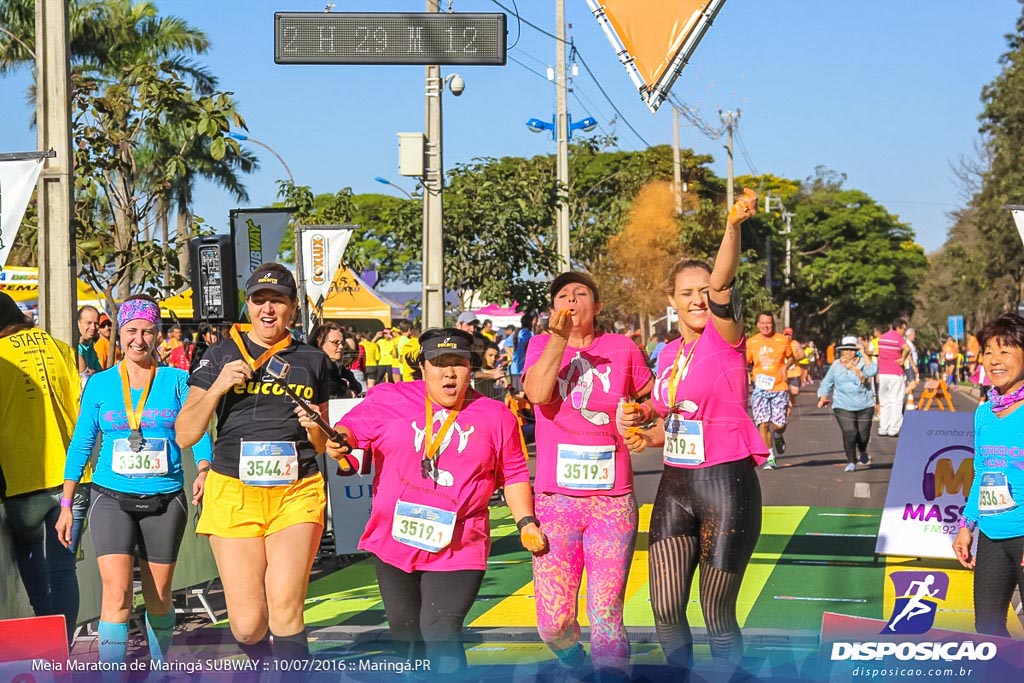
[375,328,397,384]
[0,292,90,643]
[399,327,421,382]
[480,319,496,342]
[358,331,379,389]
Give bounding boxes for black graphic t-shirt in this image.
[188,335,331,480]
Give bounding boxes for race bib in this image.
[112,437,169,477]
[392,500,457,552]
[239,440,298,486]
[978,472,1018,516]
[663,415,706,466]
[556,444,615,490]
[754,374,776,391]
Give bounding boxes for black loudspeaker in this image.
[189,235,238,323]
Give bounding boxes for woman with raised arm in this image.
[624,189,767,676]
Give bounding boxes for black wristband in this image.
[516,515,540,531]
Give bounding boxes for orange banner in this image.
[587,0,728,112]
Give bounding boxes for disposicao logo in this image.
[883,571,949,635]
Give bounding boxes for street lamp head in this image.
[526,118,552,134]
[226,131,248,141]
[374,177,390,185]
[576,116,598,133]
[446,73,465,96]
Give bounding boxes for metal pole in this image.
[36,0,76,344]
[554,0,570,271]
[672,106,682,216]
[783,210,792,329]
[721,110,737,210]
[422,0,444,329]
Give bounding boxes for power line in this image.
[570,89,611,138]
[489,0,566,43]
[667,93,724,140]
[734,126,759,177]
[507,54,549,81]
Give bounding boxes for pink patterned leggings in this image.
[533,492,638,672]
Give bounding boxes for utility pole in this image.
[554,0,570,271]
[36,0,76,344]
[421,0,444,328]
[672,106,682,215]
[720,110,739,209]
[766,194,793,328]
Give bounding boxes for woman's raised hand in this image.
[727,188,759,226]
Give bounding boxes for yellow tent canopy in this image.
[0,266,108,311]
[160,268,393,327]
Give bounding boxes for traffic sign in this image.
[947,314,964,341]
[274,12,507,65]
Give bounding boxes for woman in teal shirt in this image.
[817,336,878,471]
[954,313,1024,637]
[56,295,212,666]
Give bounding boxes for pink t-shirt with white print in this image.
[338,381,529,573]
[524,332,653,496]
[651,321,768,468]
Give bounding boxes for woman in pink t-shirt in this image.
[624,189,767,675]
[523,272,654,678]
[326,328,546,673]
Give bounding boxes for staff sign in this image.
[275,12,507,66]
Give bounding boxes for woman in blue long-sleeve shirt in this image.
[55,295,212,666]
[953,313,1024,637]
[817,336,878,472]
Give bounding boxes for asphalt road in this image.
[616,380,982,509]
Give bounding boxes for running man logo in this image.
[883,571,949,635]
[310,234,326,285]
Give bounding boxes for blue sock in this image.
[555,643,585,669]
[145,610,175,663]
[98,620,128,664]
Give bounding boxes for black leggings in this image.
[973,532,1024,637]
[833,407,873,464]
[648,459,762,669]
[374,557,484,674]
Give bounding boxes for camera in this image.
[265,355,291,381]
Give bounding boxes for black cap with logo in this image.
[245,264,298,299]
[419,328,475,362]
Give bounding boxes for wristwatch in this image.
[516,515,540,531]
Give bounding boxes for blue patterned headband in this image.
[117,299,161,328]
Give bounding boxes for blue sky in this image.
[2,0,1020,257]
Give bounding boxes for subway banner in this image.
[297,225,354,331]
[875,411,975,560]
[229,208,295,307]
[585,0,728,112]
[0,158,45,270]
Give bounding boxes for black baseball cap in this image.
[246,264,297,299]
[419,328,475,361]
[550,271,600,303]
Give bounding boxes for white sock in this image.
[768,448,775,459]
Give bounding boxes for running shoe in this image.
[763,455,778,470]
[845,463,856,472]
[859,451,871,466]
[773,432,786,455]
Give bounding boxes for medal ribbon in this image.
[120,361,156,431]
[230,324,292,371]
[667,338,698,410]
[423,393,465,461]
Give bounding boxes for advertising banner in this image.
[326,398,373,555]
[229,208,295,297]
[585,0,728,112]
[875,411,975,560]
[297,225,354,331]
[0,158,44,270]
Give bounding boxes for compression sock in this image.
[271,629,309,659]
[144,610,175,663]
[98,620,129,664]
[555,642,586,670]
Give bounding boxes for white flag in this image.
[1009,206,1024,249]
[0,158,45,269]
[298,225,353,329]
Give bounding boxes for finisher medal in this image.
[128,429,144,453]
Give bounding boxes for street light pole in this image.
[554,0,570,272]
[228,132,295,185]
[374,176,413,199]
[422,0,445,329]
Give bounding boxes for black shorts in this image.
[88,486,187,564]
[649,458,762,572]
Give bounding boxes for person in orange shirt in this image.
[93,314,121,369]
[965,333,980,381]
[747,312,795,470]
